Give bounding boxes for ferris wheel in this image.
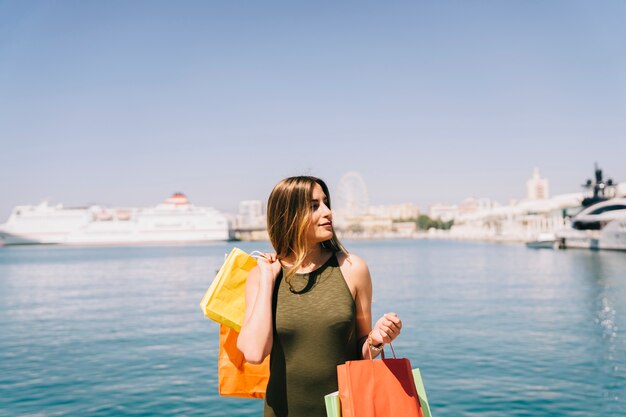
[335,171,369,217]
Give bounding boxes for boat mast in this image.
[581,163,615,207]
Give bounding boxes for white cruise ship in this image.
[0,193,231,246]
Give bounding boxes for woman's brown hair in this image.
[267,176,346,282]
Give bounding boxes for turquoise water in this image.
[0,240,624,416]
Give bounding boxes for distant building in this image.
[527,168,550,200]
[457,197,499,215]
[237,200,265,228]
[449,193,583,242]
[392,221,417,236]
[368,203,420,220]
[429,203,459,222]
[338,213,393,237]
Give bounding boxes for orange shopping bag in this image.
[218,324,270,399]
[337,344,423,417]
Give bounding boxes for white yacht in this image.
[0,193,232,246]
[557,198,626,250]
[525,164,626,251]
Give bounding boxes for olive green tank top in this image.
[264,254,359,417]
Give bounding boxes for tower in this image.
[526,168,549,200]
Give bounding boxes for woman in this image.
[237,176,402,417]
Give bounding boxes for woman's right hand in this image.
[256,252,282,282]
[370,312,402,345]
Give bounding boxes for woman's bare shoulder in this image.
[337,252,370,277]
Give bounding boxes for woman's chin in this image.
[317,232,334,242]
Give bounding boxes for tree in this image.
[415,215,454,231]
[416,215,433,230]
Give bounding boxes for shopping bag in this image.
[337,344,423,417]
[328,368,432,417]
[324,391,342,417]
[200,247,257,331]
[413,368,433,417]
[218,324,270,399]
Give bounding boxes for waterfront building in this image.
[392,221,418,236]
[448,193,583,242]
[336,213,394,239]
[237,200,265,228]
[368,203,420,220]
[458,197,499,214]
[429,203,459,222]
[233,200,267,241]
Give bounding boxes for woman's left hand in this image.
[370,312,402,345]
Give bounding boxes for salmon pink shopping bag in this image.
[337,344,423,417]
[327,367,433,417]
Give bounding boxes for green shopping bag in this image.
[412,368,432,417]
[324,391,341,417]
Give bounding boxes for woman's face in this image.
[307,183,334,244]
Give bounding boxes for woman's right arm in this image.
[236,255,280,364]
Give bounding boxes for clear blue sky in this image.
[1,1,625,220]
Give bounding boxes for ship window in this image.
[573,220,603,230]
[588,205,626,215]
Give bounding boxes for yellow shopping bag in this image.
[200,247,257,331]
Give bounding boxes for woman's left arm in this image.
[339,253,402,359]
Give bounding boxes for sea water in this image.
[0,240,624,416]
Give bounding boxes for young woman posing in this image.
[237,176,402,417]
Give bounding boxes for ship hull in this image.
[557,221,626,251]
[0,229,231,246]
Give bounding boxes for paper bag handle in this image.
[367,340,397,360]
